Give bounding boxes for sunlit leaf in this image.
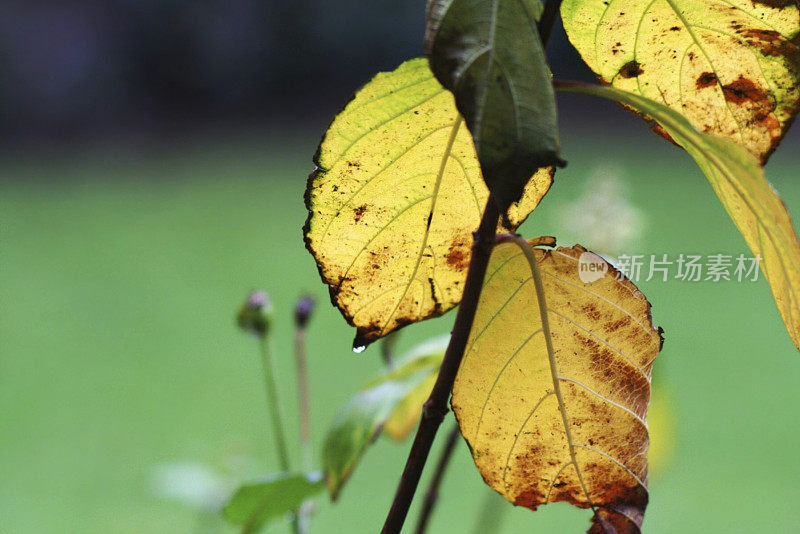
[426,0,563,214]
[305,58,553,347]
[223,472,324,534]
[321,335,448,499]
[561,0,800,161]
[453,239,662,532]
[559,81,800,353]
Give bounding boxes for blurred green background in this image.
[3,111,800,532]
[3,1,800,532]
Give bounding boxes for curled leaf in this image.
[561,0,800,160]
[305,58,552,347]
[453,239,662,532]
[426,0,564,213]
[558,81,800,354]
[321,335,448,499]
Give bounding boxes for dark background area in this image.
[0,1,594,148]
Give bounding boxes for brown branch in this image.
[380,197,500,534]
[414,424,461,534]
[380,3,564,530]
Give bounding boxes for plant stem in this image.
[293,324,313,534]
[380,197,500,534]
[259,337,302,534]
[259,337,291,472]
[414,423,461,534]
[294,326,313,470]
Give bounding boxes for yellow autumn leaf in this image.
[561,0,800,161]
[559,81,800,354]
[453,238,663,532]
[304,58,553,347]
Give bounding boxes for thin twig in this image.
[414,423,461,534]
[380,197,500,534]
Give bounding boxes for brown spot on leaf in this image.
[514,488,546,509]
[695,71,717,89]
[582,303,602,321]
[353,204,368,223]
[742,28,800,62]
[618,60,644,79]
[750,0,792,7]
[605,316,631,333]
[446,248,467,270]
[717,72,783,158]
[445,238,470,270]
[722,76,767,105]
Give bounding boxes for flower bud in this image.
[294,295,316,329]
[237,290,273,337]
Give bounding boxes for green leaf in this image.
[558,81,800,354]
[304,58,553,347]
[321,335,448,499]
[223,472,324,534]
[560,0,800,161]
[426,0,563,215]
